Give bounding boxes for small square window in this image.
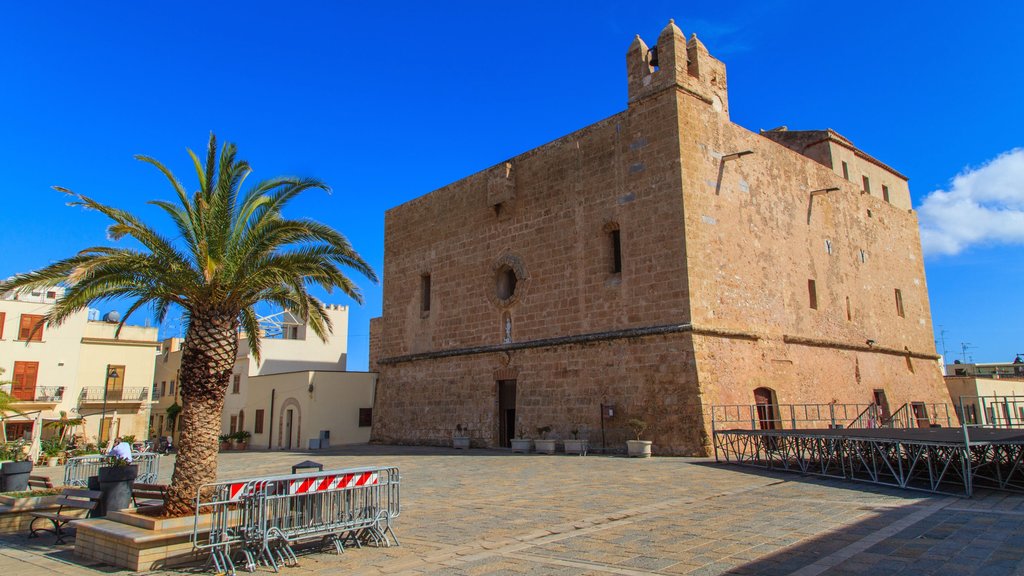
[895,289,905,318]
[359,408,373,427]
[841,161,849,180]
[882,185,890,203]
[808,279,818,310]
[862,175,871,194]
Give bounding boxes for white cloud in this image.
[919,148,1024,256]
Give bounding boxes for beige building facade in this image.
[0,287,158,456]
[152,305,376,449]
[370,20,951,455]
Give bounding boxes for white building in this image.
[152,304,376,450]
[0,286,159,456]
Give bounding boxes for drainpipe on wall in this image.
[268,388,275,450]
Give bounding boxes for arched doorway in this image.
[277,398,301,450]
[753,387,779,430]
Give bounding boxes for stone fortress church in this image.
[369,20,951,455]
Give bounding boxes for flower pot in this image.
[97,464,139,516]
[563,439,588,456]
[237,441,248,450]
[453,436,471,450]
[47,456,60,467]
[0,460,33,492]
[220,441,231,451]
[510,438,532,453]
[534,439,556,454]
[626,440,652,458]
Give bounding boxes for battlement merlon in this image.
[626,19,729,116]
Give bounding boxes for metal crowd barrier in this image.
[193,465,400,575]
[64,452,161,486]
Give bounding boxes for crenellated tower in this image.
[627,19,729,116]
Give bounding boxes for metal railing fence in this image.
[64,452,161,486]
[958,394,1024,429]
[712,402,872,431]
[883,402,953,429]
[193,465,400,575]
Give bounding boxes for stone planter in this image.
[452,436,471,450]
[97,465,139,516]
[0,460,33,492]
[510,438,532,453]
[534,439,556,454]
[626,440,652,458]
[0,493,62,535]
[563,439,588,456]
[75,507,215,570]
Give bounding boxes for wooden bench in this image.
[28,488,101,544]
[131,483,168,508]
[28,475,54,490]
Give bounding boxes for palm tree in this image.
[0,134,377,515]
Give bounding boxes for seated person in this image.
[107,437,133,463]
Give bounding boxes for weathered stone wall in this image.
[675,77,949,416]
[372,332,705,455]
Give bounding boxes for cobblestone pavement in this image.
[3,445,1024,575]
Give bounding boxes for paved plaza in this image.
[3,445,1024,575]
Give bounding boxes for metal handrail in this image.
[712,402,873,430]
[847,403,880,428]
[79,387,149,402]
[882,402,952,428]
[958,394,1024,429]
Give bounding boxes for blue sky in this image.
[1,1,1022,369]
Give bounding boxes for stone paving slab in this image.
[3,445,1024,575]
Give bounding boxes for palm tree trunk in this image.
[163,312,238,517]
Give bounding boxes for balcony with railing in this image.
[78,387,149,404]
[6,386,66,405]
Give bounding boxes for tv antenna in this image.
[960,342,975,364]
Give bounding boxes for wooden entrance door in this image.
[873,389,891,422]
[285,409,294,450]
[754,387,778,430]
[105,365,125,401]
[498,380,516,448]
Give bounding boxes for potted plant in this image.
[626,418,652,458]
[563,426,588,456]
[534,426,556,454]
[510,427,532,453]
[453,424,471,449]
[97,454,139,515]
[219,434,232,451]
[234,430,251,450]
[40,437,66,467]
[0,440,32,492]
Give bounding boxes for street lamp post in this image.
[97,367,118,443]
